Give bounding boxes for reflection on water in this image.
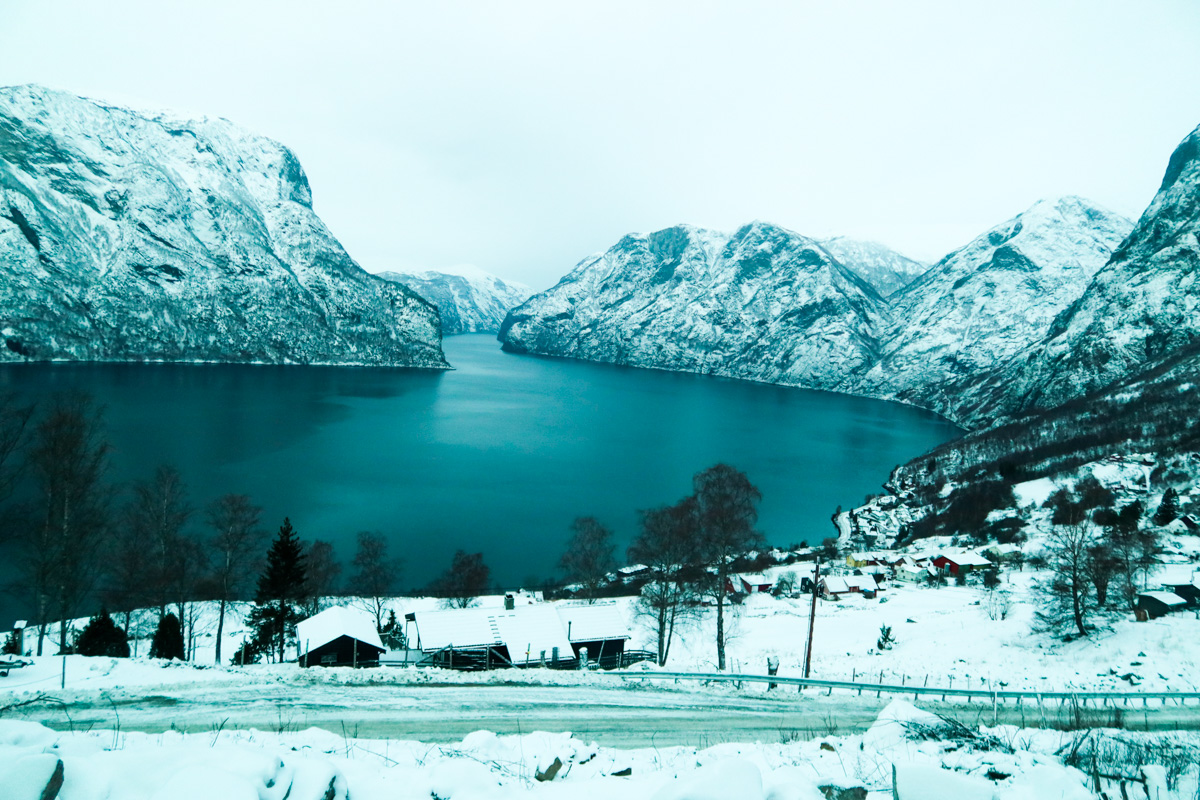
[0,337,960,618]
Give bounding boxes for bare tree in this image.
[433,550,489,609]
[303,539,342,615]
[126,465,193,616]
[629,497,701,665]
[351,531,402,630]
[206,494,264,664]
[23,393,113,654]
[1037,489,1097,638]
[692,463,763,670]
[559,516,616,603]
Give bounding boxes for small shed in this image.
[296,606,385,667]
[1136,591,1187,620]
[933,552,993,576]
[1159,581,1200,607]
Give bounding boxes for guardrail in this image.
[605,670,1200,707]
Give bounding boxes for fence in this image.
[605,670,1200,708]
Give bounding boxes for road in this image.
[12,682,1200,747]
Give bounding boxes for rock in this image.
[818,782,867,800]
[535,757,563,782]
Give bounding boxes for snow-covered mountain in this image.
[818,237,928,297]
[962,124,1200,421]
[0,85,447,366]
[377,267,532,334]
[499,200,1134,425]
[500,222,889,392]
[860,197,1132,421]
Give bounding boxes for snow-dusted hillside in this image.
[500,222,889,393]
[377,266,531,334]
[0,85,447,366]
[499,202,1133,426]
[963,124,1200,421]
[860,197,1132,421]
[819,236,928,297]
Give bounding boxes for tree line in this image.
[556,463,764,670]
[0,392,420,662]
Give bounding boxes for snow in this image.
[1140,591,1186,608]
[296,606,384,654]
[0,701,1167,800]
[1014,477,1056,507]
[412,604,574,664]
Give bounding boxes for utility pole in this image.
[803,561,820,679]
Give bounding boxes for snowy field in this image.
[4,699,1196,800]
[8,568,1200,697]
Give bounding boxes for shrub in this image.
[75,608,129,657]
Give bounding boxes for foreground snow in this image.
[6,699,1188,799]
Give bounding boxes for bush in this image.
[75,608,129,657]
[2,629,22,655]
[150,613,185,660]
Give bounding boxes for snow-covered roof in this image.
[821,577,850,594]
[844,575,878,591]
[1140,591,1187,608]
[938,551,992,567]
[412,605,578,664]
[737,573,771,585]
[557,603,629,643]
[985,543,1021,555]
[296,606,384,655]
[618,564,650,575]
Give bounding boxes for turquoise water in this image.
[0,335,960,614]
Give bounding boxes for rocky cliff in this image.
[0,85,446,366]
[377,267,531,335]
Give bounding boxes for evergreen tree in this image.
[75,608,130,657]
[251,518,308,662]
[1153,488,1180,527]
[2,629,22,656]
[149,613,185,660]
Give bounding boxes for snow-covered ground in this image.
[3,699,1194,799]
[6,567,1200,700]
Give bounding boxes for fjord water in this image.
[0,336,960,613]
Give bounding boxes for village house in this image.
[296,606,386,668]
[727,572,774,594]
[405,602,632,670]
[820,574,878,600]
[933,551,993,576]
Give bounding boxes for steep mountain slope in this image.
[377,267,532,334]
[499,222,889,392]
[0,85,446,366]
[859,197,1132,421]
[819,237,928,297]
[960,124,1200,421]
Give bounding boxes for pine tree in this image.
[1153,488,1180,527]
[876,624,896,651]
[2,629,22,656]
[75,607,130,657]
[149,613,185,660]
[251,518,308,663]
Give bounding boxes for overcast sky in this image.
[2,1,1198,288]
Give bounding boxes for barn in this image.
[296,606,386,667]
[407,603,632,670]
[1136,591,1187,620]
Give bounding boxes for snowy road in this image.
[16,683,1200,747]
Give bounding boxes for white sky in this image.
[2,1,1198,289]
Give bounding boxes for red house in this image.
[932,552,992,575]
